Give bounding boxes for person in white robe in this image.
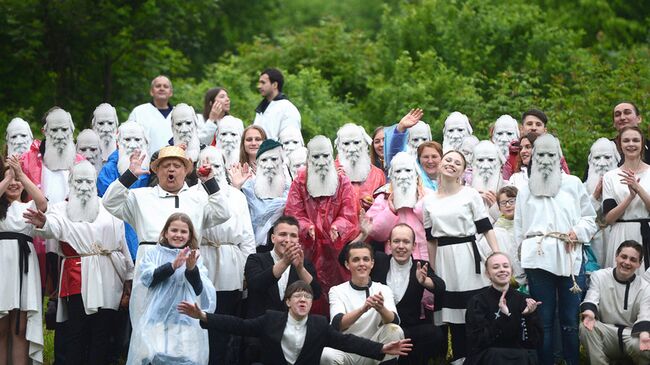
[580,240,650,364]
[0,156,47,365]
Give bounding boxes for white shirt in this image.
[200,185,256,290]
[282,314,308,364]
[514,174,597,276]
[128,103,173,156]
[387,258,412,303]
[270,249,290,301]
[253,99,301,140]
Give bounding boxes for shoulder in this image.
[603,168,621,181]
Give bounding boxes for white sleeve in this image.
[573,181,598,243]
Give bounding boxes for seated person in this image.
[371,223,446,364]
[321,242,405,365]
[179,280,412,365]
[465,252,542,365]
[580,240,650,365]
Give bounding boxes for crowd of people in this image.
[1,68,650,365]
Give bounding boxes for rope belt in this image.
[616,218,650,270]
[0,232,33,335]
[436,235,481,274]
[527,232,582,293]
[63,243,120,259]
[201,240,237,248]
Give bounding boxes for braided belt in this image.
[527,232,582,294]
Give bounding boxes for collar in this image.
[270,249,282,263]
[612,267,636,284]
[495,216,514,230]
[390,256,413,269]
[287,313,308,327]
[488,285,511,298]
[155,183,189,197]
[255,93,288,114]
[149,101,173,110]
[349,280,372,291]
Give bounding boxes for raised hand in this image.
[498,290,510,316]
[619,169,641,196]
[186,249,200,270]
[397,108,424,132]
[415,262,429,286]
[172,247,190,270]
[129,149,149,177]
[481,190,497,207]
[209,101,224,121]
[358,210,373,238]
[23,208,46,228]
[382,339,413,356]
[177,300,206,321]
[7,156,25,182]
[228,163,252,189]
[522,298,542,315]
[289,244,305,269]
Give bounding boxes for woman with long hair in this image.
[508,133,538,190]
[198,87,244,146]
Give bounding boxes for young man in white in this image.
[253,68,301,140]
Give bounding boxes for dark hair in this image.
[284,280,314,301]
[261,68,284,92]
[0,157,28,220]
[390,223,416,245]
[369,126,385,169]
[616,240,643,262]
[613,101,640,120]
[514,132,539,173]
[239,125,268,164]
[272,215,300,233]
[441,150,467,171]
[417,141,443,162]
[345,241,374,262]
[497,186,518,202]
[159,212,198,249]
[521,109,548,126]
[202,87,229,121]
[618,126,646,159]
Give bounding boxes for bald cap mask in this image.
[5,117,33,156]
[335,123,372,182]
[76,129,102,173]
[307,136,338,197]
[117,121,149,174]
[492,115,520,158]
[171,103,200,162]
[92,103,118,161]
[406,121,432,157]
[199,146,228,187]
[389,152,419,209]
[279,126,305,155]
[216,117,244,166]
[529,134,562,197]
[43,107,76,171]
[67,160,100,222]
[443,111,472,153]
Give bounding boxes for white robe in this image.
[0,200,43,364]
[253,99,301,140]
[514,174,598,276]
[128,103,173,156]
[34,200,134,321]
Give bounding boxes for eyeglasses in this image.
[498,199,516,207]
[290,292,313,300]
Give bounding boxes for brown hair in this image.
[239,125,267,165]
[618,126,646,159]
[417,141,443,163]
[496,186,518,203]
[202,87,229,121]
[284,280,314,301]
[616,240,643,263]
[159,212,198,249]
[370,126,385,169]
[514,132,539,173]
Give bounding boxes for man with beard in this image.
[279,126,305,156]
[442,111,473,153]
[584,138,620,266]
[335,123,386,210]
[287,147,308,179]
[92,103,119,162]
[405,122,432,157]
[365,152,430,260]
[471,141,507,221]
[514,134,597,365]
[253,68,301,140]
[238,140,291,250]
[171,103,201,163]
[25,161,134,365]
[459,135,479,186]
[285,136,359,313]
[76,129,103,173]
[5,117,33,157]
[215,116,244,166]
[128,75,174,156]
[197,146,255,365]
[97,121,150,259]
[491,115,519,159]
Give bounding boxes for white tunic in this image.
[128,103,173,156]
[0,200,43,364]
[514,174,597,276]
[507,168,528,191]
[423,186,491,324]
[602,168,650,273]
[253,99,301,140]
[200,185,255,291]
[34,200,134,321]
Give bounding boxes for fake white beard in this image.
[83,151,103,173]
[529,163,562,197]
[392,179,418,210]
[219,144,239,166]
[254,170,286,199]
[339,152,371,183]
[99,136,117,162]
[66,194,100,222]
[307,163,339,198]
[585,164,611,194]
[43,138,76,171]
[471,167,502,192]
[117,148,149,174]
[173,130,200,162]
[443,138,463,153]
[405,143,419,157]
[494,139,511,160]
[7,141,30,156]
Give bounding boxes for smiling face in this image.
[613,103,641,131]
[345,247,374,283]
[519,137,533,165]
[522,115,546,135]
[213,89,231,114]
[150,76,173,104]
[439,151,466,178]
[286,290,313,319]
[418,146,441,177]
[389,225,415,264]
[485,253,512,287]
[620,128,643,160]
[156,157,187,193]
[615,246,641,280]
[164,220,191,248]
[3,177,24,202]
[244,128,264,158]
[373,129,384,157]
[271,222,300,258]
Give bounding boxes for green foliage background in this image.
[1,0,648,175]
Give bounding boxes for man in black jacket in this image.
[178,281,412,365]
[371,223,447,364]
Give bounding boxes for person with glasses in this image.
[490,186,526,289]
[178,280,412,365]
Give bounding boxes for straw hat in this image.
[150,146,194,173]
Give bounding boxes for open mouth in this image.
[167,174,176,183]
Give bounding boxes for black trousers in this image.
[63,294,116,365]
[209,290,242,365]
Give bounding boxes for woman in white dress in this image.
[423,150,499,364]
[507,133,538,190]
[603,126,650,272]
[0,156,47,365]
